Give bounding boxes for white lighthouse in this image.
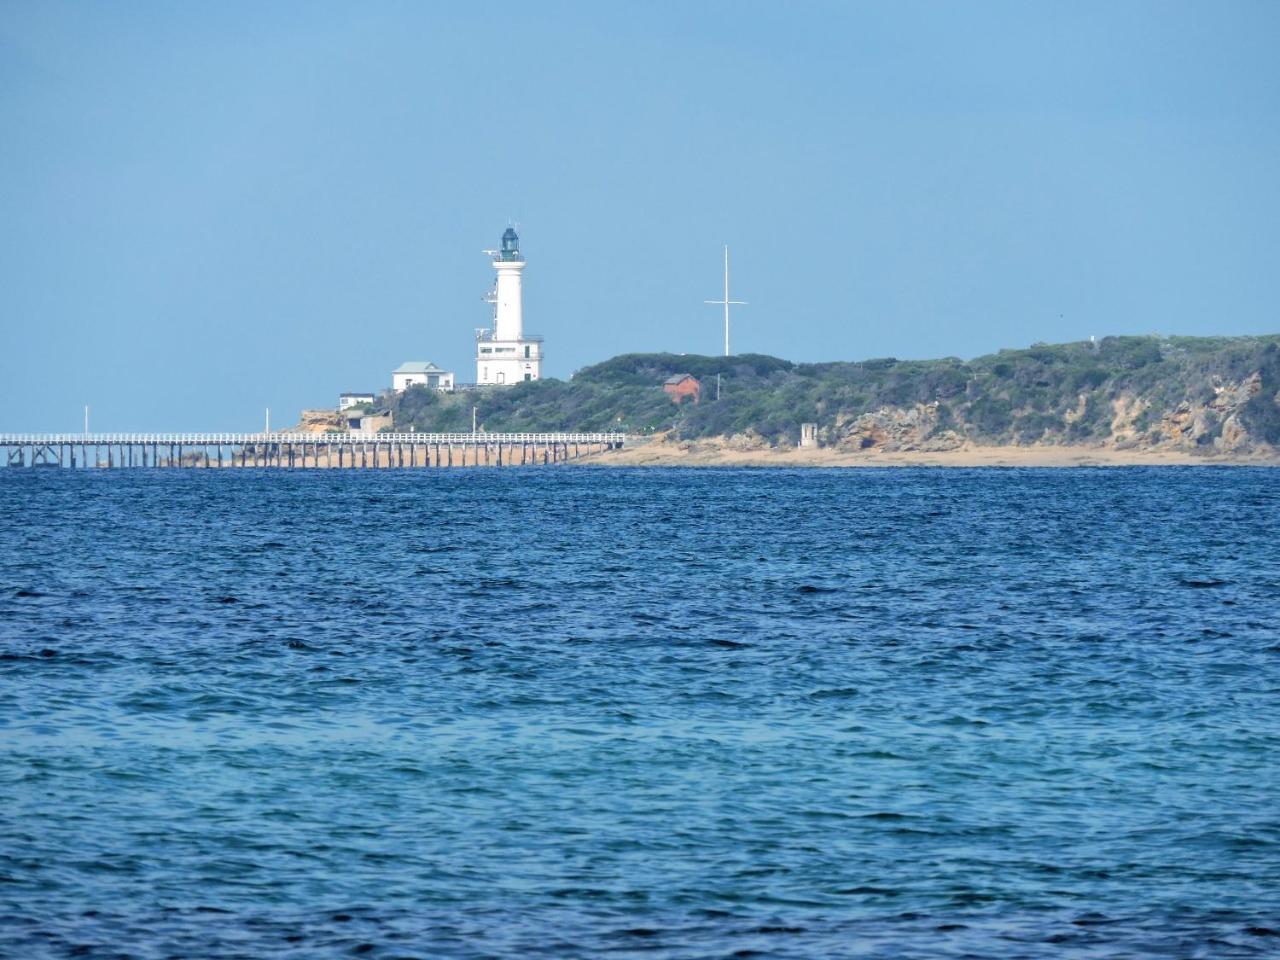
[476,227,543,386]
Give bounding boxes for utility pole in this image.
[84,405,89,438]
[704,245,747,357]
[265,408,270,434]
[472,406,477,435]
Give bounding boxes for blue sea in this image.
[2,468,1278,959]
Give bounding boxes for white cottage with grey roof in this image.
[392,362,455,393]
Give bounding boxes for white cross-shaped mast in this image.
[704,245,747,357]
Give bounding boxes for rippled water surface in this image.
[2,467,1279,958]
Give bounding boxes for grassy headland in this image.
[387,334,1280,456]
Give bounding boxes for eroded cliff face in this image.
[1149,372,1264,451]
[824,372,1277,455]
[1104,372,1268,452]
[295,410,345,434]
[832,404,964,452]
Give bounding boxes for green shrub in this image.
[967,397,1014,438]
[1013,412,1061,444]
[1066,394,1113,441]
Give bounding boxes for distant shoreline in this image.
[579,439,1280,468]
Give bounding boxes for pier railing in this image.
[0,432,622,445]
[1,432,625,469]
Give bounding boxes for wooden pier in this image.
[0,432,624,469]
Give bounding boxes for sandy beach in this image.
[580,437,1280,468]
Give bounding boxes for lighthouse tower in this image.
[476,227,543,386]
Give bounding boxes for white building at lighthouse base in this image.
[476,333,543,385]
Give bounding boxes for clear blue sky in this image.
[2,1,1277,430]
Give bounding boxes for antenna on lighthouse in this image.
[704,245,747,357]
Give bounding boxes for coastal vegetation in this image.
[386,334,1280,452]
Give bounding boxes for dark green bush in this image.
[968,398,1014,438]
[1013,412,1061,444]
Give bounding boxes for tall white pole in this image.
[84,405,89,438]
[724,246,730,357]
[265,408,270,434]
[705,245,746,358]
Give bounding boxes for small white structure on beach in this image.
[392,362,455,393]
[476,227,543,386]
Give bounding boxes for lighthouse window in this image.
[524,345,530,358]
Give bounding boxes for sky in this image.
[2,1,1278,431]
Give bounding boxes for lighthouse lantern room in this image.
[477,227,543,386]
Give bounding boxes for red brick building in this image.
[663,374,701,404]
